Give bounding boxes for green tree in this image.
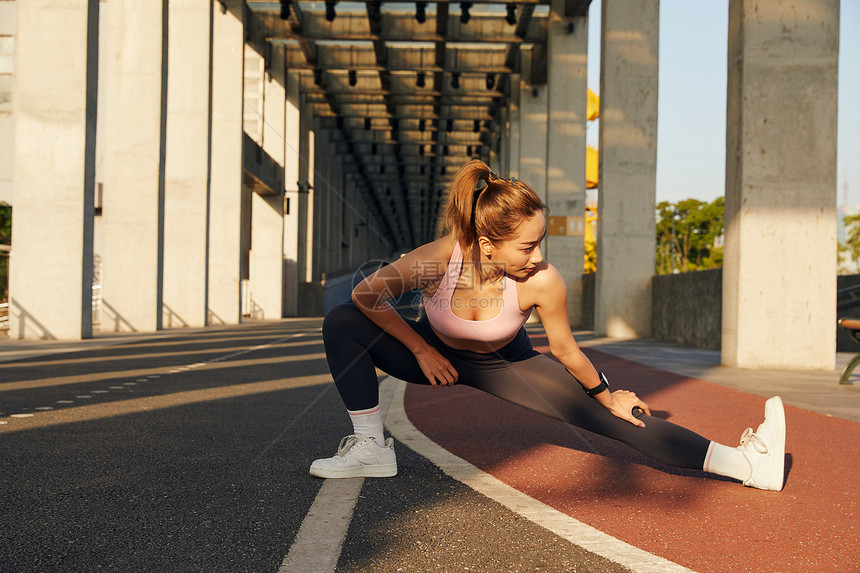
[839,211,860,273]
[655,197,724,274]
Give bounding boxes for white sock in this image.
[703,441,751,482]
[348,405,385,445]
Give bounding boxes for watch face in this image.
[598,371,609,387]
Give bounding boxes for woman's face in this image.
[480,211,546,278]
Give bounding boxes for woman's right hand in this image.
[413,344,459,387]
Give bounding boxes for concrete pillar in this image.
[330,145,342,271]
[0,2,15,204]
[499,106,509,178]
[320,132,333,276]
[162,0,211,328]
[722,0,839,369]
[249,189,285,318]
[249,44,285,319]
[508,74,521,180]
[9,0,99,340]
[519,51,548,205]
[313,122,325,279]
[312,118,324,281]
[545,0,589,327]
[283,70,301,315]
[302,114,316,283]
[100,0,165,333]
[207,1,244,325]
[298,93,314,283]
[594,0,659,339]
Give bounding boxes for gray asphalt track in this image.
[0,319,630,573]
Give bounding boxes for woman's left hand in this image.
[603,390,651,428]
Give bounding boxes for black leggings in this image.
[322,302,710,469]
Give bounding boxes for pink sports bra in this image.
[423,241,532,344]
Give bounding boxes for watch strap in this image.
[584,371,610,397]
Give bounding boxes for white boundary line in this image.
[381,376,695,573]
[277,378,399,573]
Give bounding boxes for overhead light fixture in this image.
[325,1,337,22]
[348,69,357,87]
[473,119,480,133]
[416,1,427,23]
[450,72,460,89]
[505,3,516,25]
[486,73,495,90]
[365,117,371,130]
[460,2,472,24]
[280,0,291,20]
[416,72,425,88]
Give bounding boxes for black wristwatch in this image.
[584,371,610,397]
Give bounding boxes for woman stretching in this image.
[312,160,786,492]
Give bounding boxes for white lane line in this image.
[381,377,695,573]
[277,477,365,573]
[277,378,398,573]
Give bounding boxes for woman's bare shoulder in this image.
[517,262,565,306]
[390,234,458,286]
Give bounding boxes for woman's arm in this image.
[531,265,651,427]
[351,236,460,386]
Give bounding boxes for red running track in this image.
[404,343,860,573]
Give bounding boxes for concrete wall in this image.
[581,272,595,331]
[652,269,722,351]
[647,271,856,353]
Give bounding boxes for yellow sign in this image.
[547,216,586,237]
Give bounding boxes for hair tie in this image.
[487,170,498,182]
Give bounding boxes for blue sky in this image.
[587,0,857,206]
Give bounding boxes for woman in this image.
[312,160,786,492]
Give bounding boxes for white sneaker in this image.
[309,434,397,479]
[738,396,786,491]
